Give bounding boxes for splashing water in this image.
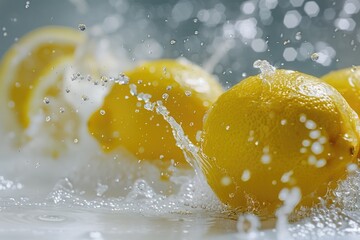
[253,60,276,89]
[276,187,301,240]
[236,214,261,239]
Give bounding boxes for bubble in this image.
[78,24,86,31]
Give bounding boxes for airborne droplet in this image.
[78,24,86,31]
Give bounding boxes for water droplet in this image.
[253,60,275,82]
[43,97,50,104]
[185,90,192,96]
[311,52,319,61]
[221,176,232,186]
[45,116,51,122]
[73,138,79,144]
[65,88,70,93]
[82,95,89,101]
[129,84,137,96]
[25,1,30,8]
[59,107,65,113]
[170,39,176,45]
[96,183,109,197]
[78,24,86,31]
[241,169,251,182]
[99,109,106,115]
[162,93,169,100]
[295,31,302,40]
[351,65,357,73]
[237,214,260,239]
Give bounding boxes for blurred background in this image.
[0,0,359,88]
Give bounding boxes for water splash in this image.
[276,187,301,240]
[236,214,261,239]
[253,60,276,90]
[253,60,276,77]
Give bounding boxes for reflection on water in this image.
[0,206,236,240]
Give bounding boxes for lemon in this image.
[88,59,223,166]
[0,26,85,143]
[200,69,360,216]
[322,66,360,117]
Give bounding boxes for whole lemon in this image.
[322,66,360,116]
[200,69,360,216]
[88,59,223,167]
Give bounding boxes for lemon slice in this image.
[0,26,85,143]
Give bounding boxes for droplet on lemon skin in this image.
[200,69,360,217]
[88,59,223,167]
[322,66,360,119]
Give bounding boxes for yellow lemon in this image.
[322,66,360,117]
[0,26,85,143]
[200,68,360,217]
[88,59,223,167]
